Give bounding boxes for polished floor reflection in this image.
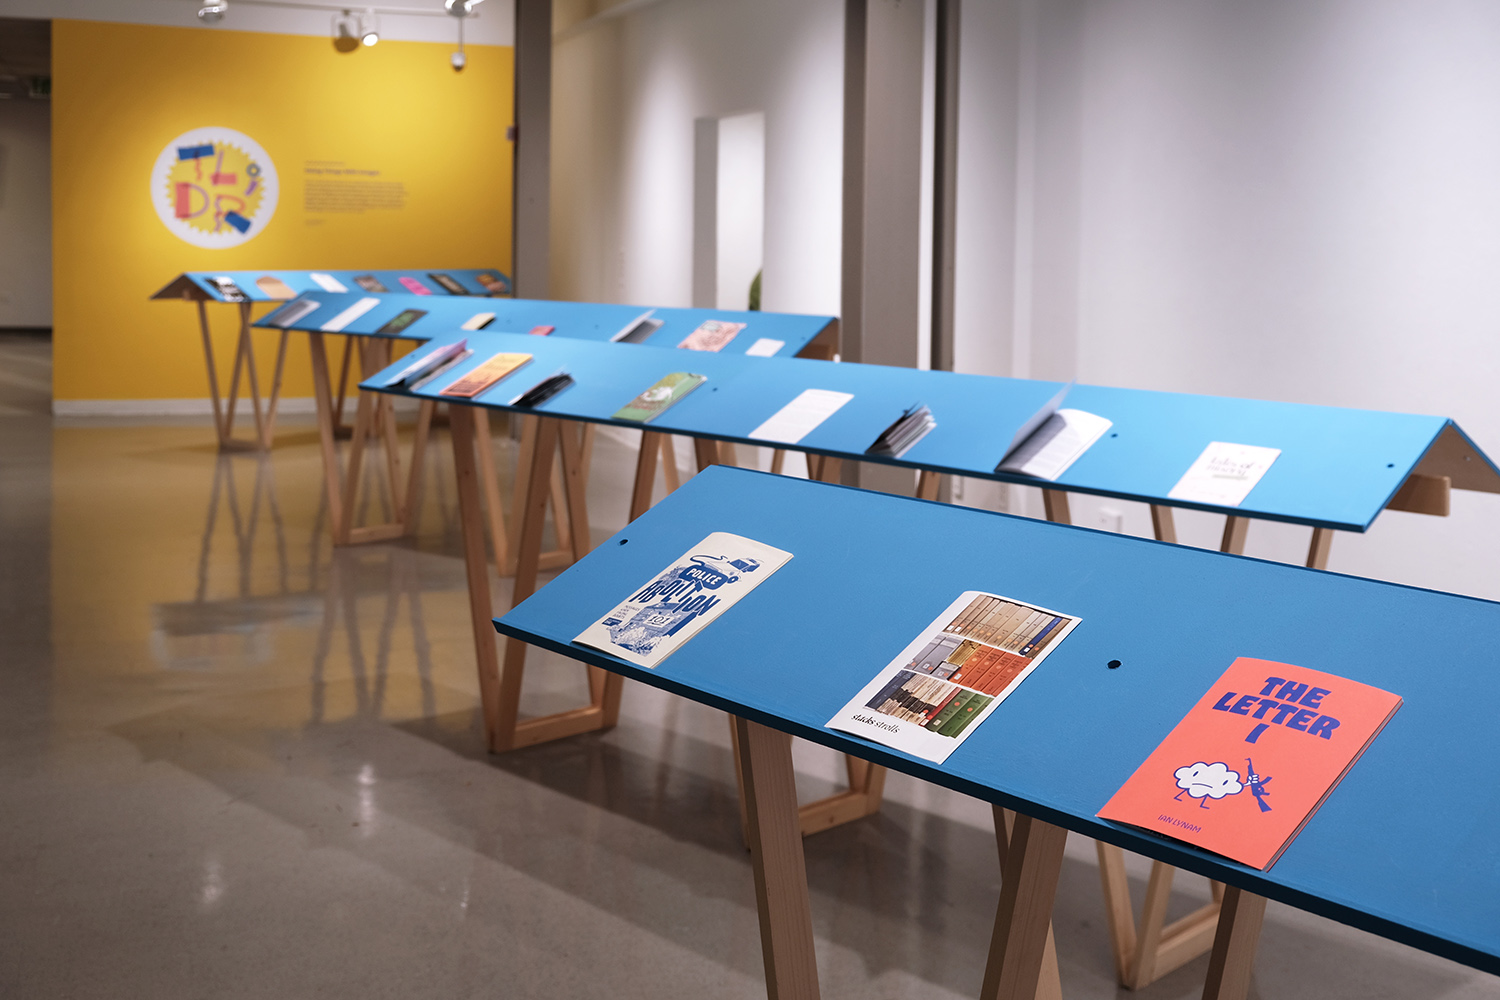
[2,333,1495,999]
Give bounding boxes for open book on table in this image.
[996,382,1112,481]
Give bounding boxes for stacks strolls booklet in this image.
[1097,657,1401,870]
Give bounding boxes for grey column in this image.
[512,0,551,299]
[842,0,925,491]
[931,0,960,375]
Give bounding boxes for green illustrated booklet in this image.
[613,372,707,422]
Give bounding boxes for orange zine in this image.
[1098,657,1400,870]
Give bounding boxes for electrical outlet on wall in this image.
[1096,505,1124,533]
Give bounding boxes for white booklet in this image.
[1167,442,1281,506]
[997,408,1112,481]
[748,388,854,445]
[309,272,348,293]
[319,296,381,332]
[827,590,1080,764]
[574,532,793,669]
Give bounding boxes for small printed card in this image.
[207,276,247,302]
[264,298,320,328]
[319,297,380,332]
[574,532,793,668]
[1168,442,1281,507]
[310,272,348,293]
[256,275,298,300]
[679,320,746,352]
[440,352,533,398]
[399,276,432,295]
[477,271,511,296]
[461,312,496,331]
[745,338,785,357]
[613,372,707,422]
[429,272,468,295]
[374,309,427,337]
[827,591,1081,763]
[748,388,854,445]
[354,274,389,293]
[1097,657,1401,869]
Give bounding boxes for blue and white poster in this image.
[574,532,793,668]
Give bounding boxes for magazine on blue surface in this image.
[574,532,793,668]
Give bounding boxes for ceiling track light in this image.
[331,8,378,52]
[444,0,482,71]
[197,1,228,23]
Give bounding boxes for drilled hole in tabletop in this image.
[619,538,629,545]
[1107,659,1122,669]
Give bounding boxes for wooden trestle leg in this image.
[307,333,433,546]
[733,718,821,1000]
[1052,497,1267,990]
[449,406,618,752]
[195,299,287,452]
[981,807,1069,1000]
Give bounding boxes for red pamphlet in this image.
[1097,657,1400,870]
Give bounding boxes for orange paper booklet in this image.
[440,352,532,399]
[1097,657,1400,870]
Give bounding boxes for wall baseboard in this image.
[51,397,422,418]
[53,397,320,417]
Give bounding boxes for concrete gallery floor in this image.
[1,333,1495,999]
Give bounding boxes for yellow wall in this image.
[52,20,513,402]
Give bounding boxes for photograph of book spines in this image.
[864,670,995,738]
[942,595,1066,658]
[903,634,1031,697]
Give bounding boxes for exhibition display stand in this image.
[359,329,1499,861]
[150,268,513,452]
[495,466,1500,1000]
[252,289,838,558]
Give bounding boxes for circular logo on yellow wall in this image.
[150,127,279,248]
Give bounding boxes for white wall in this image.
[954,0,1500,597]
[550,0,843,318]
[714,111,764,312]
[0,98,51,327]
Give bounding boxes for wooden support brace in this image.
[504,415,578,575]
[1385,472,1451,516]
[1200,887,1266,1000]
[734,717,821,1000]
[1306,526,1334,571]
[980,809,1069,1000]
[473,409,511,570]
[1042,489,1071,525]
[447,405,504,750]
[485,415,618,753]
[916,469,942,500]
[1220,515,1249,555]
[996,808,1062,1000]
[795,754,888,836]
[1150,504,1178,544]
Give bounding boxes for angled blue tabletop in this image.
[151,267,512,303]
[495,465,1500,977]
[360,330,1500,532]
[254,289,838,359]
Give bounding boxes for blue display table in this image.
[496,465,1500,999]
